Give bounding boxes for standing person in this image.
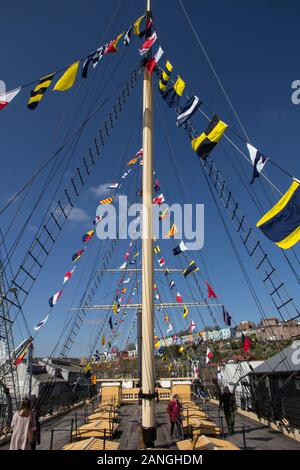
[29,395,41,450]
[167,394,183,439]
[30,410,41,450]
[220,386,236,435]
[10,398,36,450]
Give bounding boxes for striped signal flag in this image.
[99,198,113,204]
[28,73,55,110]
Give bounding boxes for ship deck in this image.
[1,400,300,450]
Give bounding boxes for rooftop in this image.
[253,340,300,374]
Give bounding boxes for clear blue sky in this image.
[1,0,300,357]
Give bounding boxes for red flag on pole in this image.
[242,333,251,353]
[206,281,217,299]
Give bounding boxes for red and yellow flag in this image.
[105,32,124,53]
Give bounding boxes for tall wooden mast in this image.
[141,0,156,447]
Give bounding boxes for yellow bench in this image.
[86,411,118,421]
[73,419,118,439]
[182,409,208,420]
[182,417,220,436]
[177,435,240,451]
[63,437,120,450]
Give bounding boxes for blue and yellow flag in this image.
[256,179,300,249]
[191,115,227,160]
[163,75,185,108]
[183,260,199,278]
[158,60,173,92]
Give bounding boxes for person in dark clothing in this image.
[167,394,183,439]
[220,386,236,435]
[29,396,41,450]
[30,410,41,450]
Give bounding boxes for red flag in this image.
[206,281,217,299]
[153,194,165,205]
[176,292,183,303]
[146,46,164,75]
[139,31,157,55]
[135,148,143,158]
[0,87,21,110]
[63,267,76,284]
[105,32,124,53]
[206,347,213,364]
[242,333,251,353]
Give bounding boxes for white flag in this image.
[34,314,49,332]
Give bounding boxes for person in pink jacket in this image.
[167,394,183,439]
[10,398,36,450]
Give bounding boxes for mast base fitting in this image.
[139,391,158,400]
[142,426,157,448]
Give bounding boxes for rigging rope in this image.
[178,0,250,141]
[2,67,142,328]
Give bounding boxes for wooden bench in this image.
[182,417,220,436]
[73,419,118,439]
[182,402,204,411]
[86,411,118,422]
[93,404,119,416]
[182,409,208,420]
[177,435,240,451]
[63,437,120,450]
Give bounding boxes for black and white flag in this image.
[92,46,105,68]
[172,240,188,256]
[124,26,133,46]
[176,95,201,127]
[33,314,49,332]
[247,143,268,184]
[82,54,93,78]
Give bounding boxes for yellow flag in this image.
[113,302,117,314]
[165,224,177,238]
[133,15,145,36]
[128,157,138,166]
[53,61,79,91]
[179,345,184,353]
[101,335,105,346]
[183,305,188,318]
[154,340,161,349]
